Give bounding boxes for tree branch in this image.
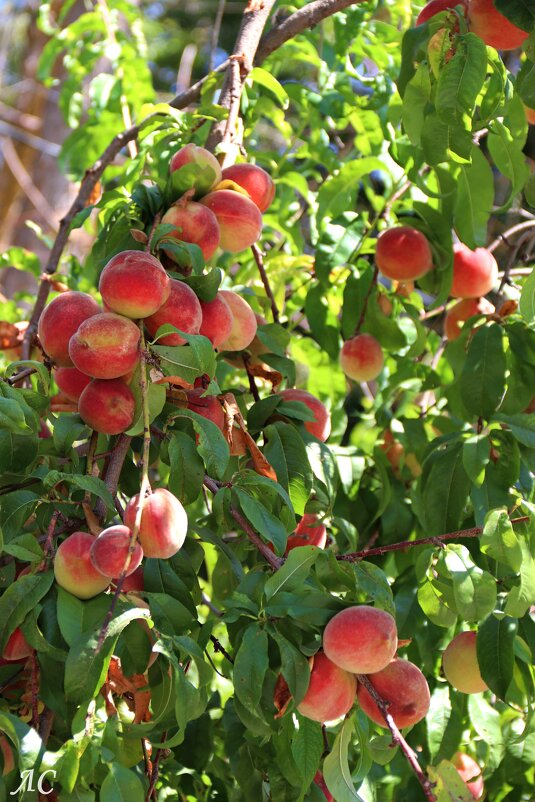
[488,220,535,254]
[251,243,280,323]
[356,674,437,802]
[94,433,133,521]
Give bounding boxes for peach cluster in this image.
[296,605,431,730]
[163,144,274,260]
[444,244,497,340]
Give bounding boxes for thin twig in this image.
[0,136,59,229]
[145,731,168,802]
[251,244,280,323]
[488,220,535,254]
[242,353,260,401]
[94,433,133,521]
[210,634,234,664]
[356,674,437,802]
[210,0,227,71]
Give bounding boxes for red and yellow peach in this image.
[451,243,498,299]
[161,201,220,262]
[144,279,203,346]
[199,292,234,347]
[340,334,384,382]
[442,631,488,694]
[69,312,140,379]
[357,658,431,729]
[90,524,143,578]
[218,291,258,351]
[38,291,101,366]
[278,388,331,442]
[220,163,275,212]
[200,190,263,253]
[124,488,188,559]
[99,251,170,319]
[54,532,111,599]
[297,651,357,723]
[468,0,528,50]
[169,143,222,196]
[78,378,136,435]
[323,606,398,674]
[375,227,433,281]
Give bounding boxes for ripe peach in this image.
[340,334,384,382]
[161,201,220,262]
[54,366,91,401]
[297,651,357,723]
[416,0,467,25]
[169,143,222,196]
[38,291,101,366]
[98,251,170,319]
[124,488,188,559]
[78,378,136,435]
[200,190,263,253]
[116,565,144,593]
[468,0,528,50]
[54,532,111,599]
[69,313,140,379]
[2,628,32,661]
[314,772,333,802]
[0,735,14,776]
[323,606,398,674]
[381,430,405,473]
[444,297,494,340]
[451,752,484,800]
[218,291,257,351]
[186,388,225,432]
[90,524,143,578]
[286,514,327,552]
[442,631,488,693]
[451,243,498,299]
[144,278,202,346]
[525,105,535,125]
[220,163,275,212]
[278,388,331,442]
[375,227,433,281]
[357,658,431,729]
[199,292,234,347]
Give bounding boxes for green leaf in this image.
[493,412,535,448]
[171,408,229,480]
[0,572,54,653]
[264,546,320,601]
[519,267,535,323]
[454,149,495,248]
[427,761,475,802]
[504,535,535,617]
[480,509,523,571]
[249,67,289,108]
[352,562,396,617]
[291,717,323,790]
[167,431,204,505]
[0,712,42,771]
[317,158,387,220]
[100,764,144,802]
[234,487,288,554]
[477,614,517,700]
[418,577,457,628]
[272,631,310,705]
[436,33,487,123]
[444,544,497,622]
[459,324,507,419]
[421,440,470,535]
[495,0,534,32]
[488,120,530,209]
[323,719,364,802]
[462,434,490,486]
[263,422,313,516]
[426,685,453,761]
[468,694,505,771]
[233,625,269,711]
[43,471,115,510]
[126,380,166,436]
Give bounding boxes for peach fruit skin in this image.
[144,278,202,346]
[200,190,263,253]
[297,651,357,723]
[0,735,14,776]
[38,291,101,367]
[69,312,140,379]
[416,0,467,25]
[468,0,528,51]
[199,293,234,347]
[278,388,331,442]
[442,630,488,693]
[340,333,384,382]
[99,250,171,319]
[116,565,145,592]
[90,524,143,578]
[451,243,498,299]
[54,532,111,599]
[220,163,275,212]
[2,628,32,661]
[124,488,188,559]
[286,513,327,552]
[525,105,535,126]
[218,290,258,351]
[78,378,136,435]
[169,143,222,196]
[323,606,398,674]
[444,297,494,340]
[357,657,431,729]
[375,226,433,281]
[186,388,225,432]
[54,366,91,401]
[161,201,220,262]
[452,752,484,800]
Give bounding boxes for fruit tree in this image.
[0,1,535,800]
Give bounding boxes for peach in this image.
[314,772,333,802]
[78,378,136,434]
[218,291,257,351]
[525,105,535,125]
[54,532,111,599]
[297,651,357,723]
[220,163,275,212]
[38,291,101,366]
[69,313,140,379]
[340,334,384,382]
[90,524,143,578]
[199,292,234,347]
[98,251,170,319]
[451,752,484,800]
[468,0,528,50]
[444,297,494,340]
[442,631,488,693]
[200,190,263,252]
[144,278,202,346]
[286,514,327,552]
[186,388,225,432]
[54,366,91,401]
[357,658,431,729]
[116,565,144,592]
[375,227,433,281]
[381,430,404,473]
[323,606,398,674]
[2,628,32,661]
[451,243,498,299]
[124,488,188,559]
[416,0,467,25]
[161,201,220,262]
[169,143,222,196]
[0,735,14,776]
[278,389,331,442]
